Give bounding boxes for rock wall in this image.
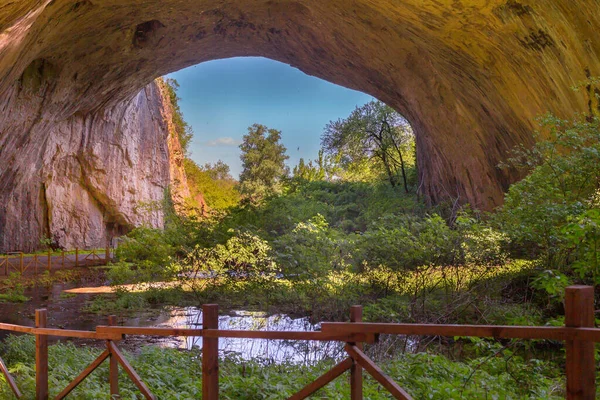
[1,0,599,238]
[0,74,190,252]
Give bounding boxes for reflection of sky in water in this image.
[159,308,344,364]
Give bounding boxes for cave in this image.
[0,0,599,251]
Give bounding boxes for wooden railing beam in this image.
[35,309,48,400]
[565,285,596,400]
[345,345,413,400]
[350,305,363,400]
[95,326,375,343]
[202,304,219,400]
[108,315,120,398]
[108,342,155,400]
[0,356,22,398]
[288,358,352,400]
[321,322,600,341]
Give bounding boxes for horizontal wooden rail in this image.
[321,322,600,342]
[0,323,121,340]
[96,326,376,343]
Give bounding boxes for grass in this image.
[0,292,29,303]
[0,335,563,399]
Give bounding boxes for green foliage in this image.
[497,114,600,296]
[272,214,355,279]
[292,150,327,182]
[497,114,600,261]
[359,214,460,271]
[532,269,571,300]
[0,272,29,303]
[322,100,415,191]
[182,231,277,281]
[455,212,509,266]
[239,124,289,203]
[162,78,193,155]
[114,227,178,283]
[562,208,600,283]
[0,335,562,399]
[184,158,240,210]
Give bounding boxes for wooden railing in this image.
[0,248,111,276]
[0,285,597,399]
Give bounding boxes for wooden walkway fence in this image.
[0,248,111,276]
[0,285,597,399]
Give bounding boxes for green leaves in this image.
[239,124,289,203]
[497,114,600,268]
[0,335,562,399]
[184,158,240,210]
[321,100,415,190]
[561,208,600,283]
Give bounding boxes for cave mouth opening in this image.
[4,1,594,252]
[163,56,415,183]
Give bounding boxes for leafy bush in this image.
[182,231,277,281]
[562,208,600,283]
[455,212,509,266]
[497,114,600,269]
[272,214,356,279]
[358,214,460,271]
[115,227,179,282]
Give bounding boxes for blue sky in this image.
[166,57,373,178]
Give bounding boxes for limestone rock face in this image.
[0,77,189,252]
[1,0,599,248]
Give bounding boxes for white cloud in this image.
[203,137,241,147]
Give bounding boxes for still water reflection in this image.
[0,283,344,364]
[160,309,345,363]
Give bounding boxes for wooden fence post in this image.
[105,245,111,265]
[62,250,65,268]
[565,285,596,400]
[108,315,119,398]
[34,254,38,275]
[75,248,79,267]
[19,253,23,274]
[350,305,363,400]
[202,304,219,400]
[47,249,51,272]
[36,309,48,400]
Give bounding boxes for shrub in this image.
[497,114,600,269]
[358,214,460,271]
[182,231,277,281]
[272,214,356,279]
[455,212,509,266]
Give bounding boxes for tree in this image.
[321,100,414,192]
[239,124,289,202]
[163,78,193,155]
[202,160,232,181]
[184,159,240,210]
[292,150,326,182]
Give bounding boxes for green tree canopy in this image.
[292,150,327,182]
[321,100,414,192]
[163,78,193,155]
[184,159,240,211]
[239,124,289,202]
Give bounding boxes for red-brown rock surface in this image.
[1,0,599,250]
